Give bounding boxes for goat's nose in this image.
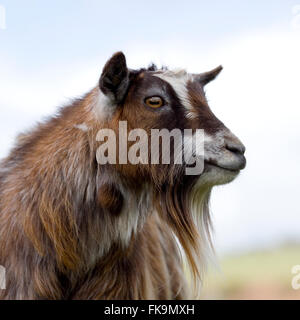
[225,139,246,156]
[222,137,246,170]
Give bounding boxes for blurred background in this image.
[0,0,299,299]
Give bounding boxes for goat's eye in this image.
[145,96,164,108]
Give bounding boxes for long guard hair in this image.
[0,52,246,299]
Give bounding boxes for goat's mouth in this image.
[204,161,240,174]
[204,153,246,174]
[204,152,246,173]
[192,161,242,187]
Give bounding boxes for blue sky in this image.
[0,0,298,71]
[0,1,300,254]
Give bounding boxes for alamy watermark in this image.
[0,5,6,30]
[291,265,300,290]
[96,121,205,176]
[0,265,5,290]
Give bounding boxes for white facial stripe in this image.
[153,71,197,119]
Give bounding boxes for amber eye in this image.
[145,96,164,108]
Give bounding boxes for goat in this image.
[0,52,246,299]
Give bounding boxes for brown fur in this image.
[0,87,188,299]
[0,52,245,299]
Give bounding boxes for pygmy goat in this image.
[0,52,246,299]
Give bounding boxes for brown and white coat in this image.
[0,52,246,299]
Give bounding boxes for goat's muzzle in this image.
[204,131,246,173]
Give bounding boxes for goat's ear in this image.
[99,52,129,103]
[197,65,223,86]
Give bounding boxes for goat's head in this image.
[98,52,246,186]
[97,52,246,292]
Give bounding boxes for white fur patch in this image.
[74,123,89,132]
[189,182,214,271]
[153,70,196,119]
[93,88,115,119]
[116,184,151,246]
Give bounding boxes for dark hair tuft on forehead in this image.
[147,64,168,72]
[131,64,169,76]
[147,63,157,71]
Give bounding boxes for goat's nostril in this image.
[225,140,246,155]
